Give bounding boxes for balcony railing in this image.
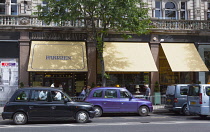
[0,15,210,31]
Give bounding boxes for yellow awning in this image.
[103,42,158,72]
[28,41,88,72]
[161,43,208,72]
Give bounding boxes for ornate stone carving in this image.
[19,17,30,25]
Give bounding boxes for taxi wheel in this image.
[138,106,149,116]
[13,112,27,125]
[94,106,103,117]
[75,111,89,123]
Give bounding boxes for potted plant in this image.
[154,81,161,105]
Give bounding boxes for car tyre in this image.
[13,112,27,125]
[75,111,89,123]
[182,105,190,116]
[94,106,103,117]
[138,106,149,116]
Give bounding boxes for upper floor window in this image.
[0,0,5,15]
[207,3,210,20]
[154,1,162,18]
[11,0,18,15]
[180,2,187,20]
[165,2,176,19]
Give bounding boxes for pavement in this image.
[0,105,168,116]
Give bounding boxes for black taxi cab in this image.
[2,87,95,125]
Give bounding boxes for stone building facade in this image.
[0,0,210,101]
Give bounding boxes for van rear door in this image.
[187,85,200,115]
[204,86,210,114]
[165,86,175,110]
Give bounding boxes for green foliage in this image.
[36,0,151,35]
[91,82,96,88]
[19,82,24,88]
[154,81,160,92]
[36,0,151,86]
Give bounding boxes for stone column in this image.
[87,40,97,87]
[150,42,160,95]
[19,32,30,87]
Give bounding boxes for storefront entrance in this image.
[29,72,87,96]
[43,78,73,95]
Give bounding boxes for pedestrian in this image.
[58,84,63,91]
[144,84,151,101]
[85,85,91,96]
[79,86,86,97]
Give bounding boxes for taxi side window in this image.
[93,90,103,97]
[120,91,130,98]
[51,91,65,101]
[30,90,48,101]
[206,87,210,96]
[105,89,117,98]
[15,90,30,101]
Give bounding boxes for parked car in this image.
[165,84,190,115]
[2,87,96,125]
[187,84,210,118]
[84,87,153,117]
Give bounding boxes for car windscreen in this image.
[188,86,200,96]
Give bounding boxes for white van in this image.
[187,84,210,118]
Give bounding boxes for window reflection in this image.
[165,2,176,19]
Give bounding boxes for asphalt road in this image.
[0,112,210,132]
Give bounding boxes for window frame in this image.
[0,0,5,15]
[207,3,210,20]
[165,2,177,20]
[180,2,188,20]
[154,1,162,18]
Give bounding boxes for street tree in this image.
[36,0,151,86]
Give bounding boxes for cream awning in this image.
[28,41,88,71]
[103,42,158,72]
[161,43,208,72]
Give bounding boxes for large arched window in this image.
[0,0,5,15]
[165,2,176,19]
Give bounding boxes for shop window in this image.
[30,73,43,86]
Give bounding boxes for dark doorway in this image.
[43,78,73,96]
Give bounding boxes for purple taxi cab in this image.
[85,87,153,117]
